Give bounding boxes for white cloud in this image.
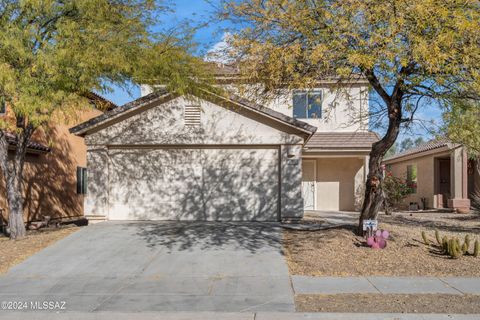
[204,32,235,63]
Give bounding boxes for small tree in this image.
[0,0,208,239]
[221,0,480,234]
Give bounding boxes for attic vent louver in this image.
[184,105,201,126]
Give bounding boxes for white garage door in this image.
[107,147,279,221]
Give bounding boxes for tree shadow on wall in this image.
[22,125,83,222]
[108,146,283,220]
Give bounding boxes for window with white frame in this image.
[293,90,322,119]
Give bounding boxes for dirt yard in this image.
[284,212,480,276]
[0,226,79,275]
[296,294,480,313]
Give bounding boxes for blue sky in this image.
[104,0,440,141]
[104,0,226,106]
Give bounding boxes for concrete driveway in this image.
[0,222,294,312]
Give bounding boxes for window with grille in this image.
[184,105,201,126]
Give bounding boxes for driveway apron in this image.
[0,222,294,312]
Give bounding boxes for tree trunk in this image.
[358,100,403,235]
[0,122,34,239]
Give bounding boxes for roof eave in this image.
[383,145,460,163]
[70,91,174,136]
[8,145,50,154]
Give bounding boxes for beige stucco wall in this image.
[84,95,306,221]
[261,85,369,132]
[86,96,304,146]
[141,83,370,133]
[311,157,364,211]
[385,154,437,209]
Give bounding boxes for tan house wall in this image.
[313,157,364,211]
[0,109,102,223]
[387,154,436,209]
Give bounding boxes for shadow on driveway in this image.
[128,221,283,253]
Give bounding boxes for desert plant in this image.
[452,240,462,259]
[435,230,442,245]
[465,235,471,250]
[470,189,480,214]
[383,174,413,212]
[462,242,469,255]
[442,236,449,252]
[424,230,478,259]
[421,231,430,245]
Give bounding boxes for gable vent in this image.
[184,105,201,126]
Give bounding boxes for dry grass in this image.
[284,212,480,276]
[0,226,79,275]
[296,294,480,313]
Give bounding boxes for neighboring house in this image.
[383,140,476,213]
[0,93,117,224]
[70,67,379,222]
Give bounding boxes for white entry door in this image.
[302,160,316,210]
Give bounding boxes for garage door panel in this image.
[108,148,279,221]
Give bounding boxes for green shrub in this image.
[383,174,412,211]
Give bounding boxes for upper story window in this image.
[293,90,322,119]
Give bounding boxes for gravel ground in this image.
[284,212,480,276]
[0,226,79,274]
[296,294,480,313]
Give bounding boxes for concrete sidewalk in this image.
[0,312,479,320]
[292,276,480,295]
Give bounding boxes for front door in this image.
[435,158,451,208]
[302,160,316,210]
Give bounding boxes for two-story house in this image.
[70,66,378,222]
